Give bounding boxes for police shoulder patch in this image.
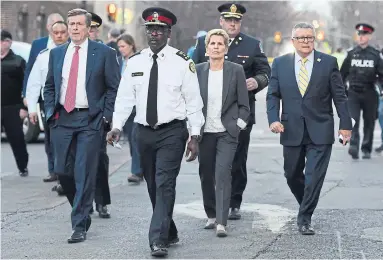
[39,48,49,54]
[176,50,190,61]
[189,61,196,73]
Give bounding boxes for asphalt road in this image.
[1,91,383,259]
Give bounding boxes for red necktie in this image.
[64,46,80,113]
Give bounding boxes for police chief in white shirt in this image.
[107,7,204,257]
[26,21,69,183]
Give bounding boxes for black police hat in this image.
[1,30,12,41]
[355,23,374,34]
[218,3,246,19]
[142,7,177,27]
[89,12,102,28]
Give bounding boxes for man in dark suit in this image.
[44,8,120,243]
[193,2,271,220]
[266,22,352,235]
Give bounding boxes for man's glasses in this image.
[146,26,168,35]
[292,36,315,43]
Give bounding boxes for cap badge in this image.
[153,12,159,21]
[230,4,237,13]
[359,25,363,30]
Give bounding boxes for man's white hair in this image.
[291,22,316,38]
[47,13,64,27]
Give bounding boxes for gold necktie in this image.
[298,58,309,96]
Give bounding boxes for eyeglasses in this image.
[146,26,168,35]
[292,36,315,43]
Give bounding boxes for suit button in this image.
[225,56,228,59]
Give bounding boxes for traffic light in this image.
[274,31,282,43]
[107,4,117,22]
[317,30,325,41]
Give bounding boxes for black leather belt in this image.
[73,108,89,112]
[142,119,185,130]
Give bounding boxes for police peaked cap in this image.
[218,3,246,19]
[355,23,374,33]
[89,12,102,28]
[142,7,177,27]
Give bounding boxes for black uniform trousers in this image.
[94,130,111,206]
[283,126,332,226]
[1,105,29,172]
[53,109,103,232]
[39,101,54,175]
[136,120,189,246]
[230,125,253,209]
[347,88,379,154]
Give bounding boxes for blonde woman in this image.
[196,29,250,237]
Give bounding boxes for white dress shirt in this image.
[294,51,314,84]
[26,48,52,113]
[46,36,55,49]
[204,69,226,133]
[60,39,89,108]
[113,45,205,136]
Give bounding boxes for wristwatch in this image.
[191,135,202,142]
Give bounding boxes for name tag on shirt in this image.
[237,55,249,58]
[132,72,144,77]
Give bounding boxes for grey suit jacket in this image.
[196,60,250,138]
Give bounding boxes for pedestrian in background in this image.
[1,30,29,177]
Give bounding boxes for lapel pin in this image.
[317,58,321,62]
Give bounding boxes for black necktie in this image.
[146,53,158,127]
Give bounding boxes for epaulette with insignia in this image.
[129,51,142,59]
[176,50,190,61]
[39,48,49,54]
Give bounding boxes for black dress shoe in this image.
[348,148,359,159]
[228,208,241,220]
[298,224,315,235]
[375,144,383,153]
[67,231,86,243]
[96,204,111,218]
[150,243,168,257]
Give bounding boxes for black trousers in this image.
[40,102,54,175]
[230,125,253,209]
[1,105,29,172]
[283,138,332,226]
[348,88,379,154]
[94,132,111,206]
[137,120,189,246]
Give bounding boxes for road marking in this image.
[173,200,295,233]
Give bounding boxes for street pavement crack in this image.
[251,233,283,259]
[320,179,343,198]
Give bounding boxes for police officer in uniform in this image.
[89,12,104,43]
[107,7,204,257]
[340,23,383,159]
[193,3,271,220]
[26,21,69,188]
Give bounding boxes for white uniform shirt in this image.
[204,69,226,133]
[26,48,52,113]
[113,45,205,136]
[295,50,314,84]
[60,39,89,108]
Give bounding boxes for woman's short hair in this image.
[205,29,229,48]
[116,33,137,53]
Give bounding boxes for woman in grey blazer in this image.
[196,29,250,237]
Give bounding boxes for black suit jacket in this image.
[192,32,270,125]
[196,61,250,138]
[44,40,120,129]
[266,50,352,146]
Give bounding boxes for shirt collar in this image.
[148,44,169,60]
[295,50,314,63]
[69,38,88,50]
